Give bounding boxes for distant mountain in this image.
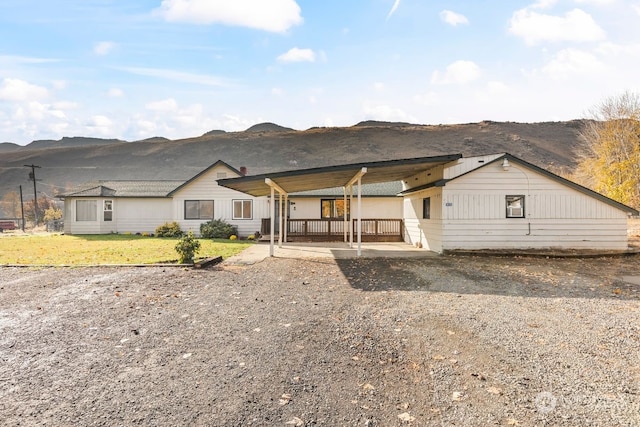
[245,122,295,133]
[134,136,171,143]
[353,120,414,128]
[0,142,21,153]
[202,130,227,137]
[0,120,586,207]
[11,136,127,152]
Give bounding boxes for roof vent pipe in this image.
[240,166,248,176]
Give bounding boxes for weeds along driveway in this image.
[0,255,639,426]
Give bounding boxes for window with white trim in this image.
[233,200,253,220]
[506,195,525,218]
[185,200,214,220]
[76,200,97,221]
[104,200,113,221]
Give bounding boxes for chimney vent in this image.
[240,166,248,176]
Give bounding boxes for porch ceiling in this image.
[217,154,462,196]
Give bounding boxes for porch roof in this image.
[217,154,462,196]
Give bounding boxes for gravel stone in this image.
[1,255,639,426]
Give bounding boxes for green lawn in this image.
[0,234,253,265]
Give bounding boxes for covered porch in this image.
[218,154,462,256]
[260,218,404,242]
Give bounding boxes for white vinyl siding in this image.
[403,189,443,252]
[65,198,172,235]
[439,161,630,251]
[172,164,268,236]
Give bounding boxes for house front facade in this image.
[401,154,637,252]
[61,154,638,251]
[60,161,404,237]
[60,161,269,236]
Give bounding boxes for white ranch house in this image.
[59,160,401,238]
[60,153,638,253]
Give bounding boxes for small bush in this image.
[229,235,237,240]
[175,232,201,264]
[155,221,184,238]
[200,219,237,239]
[247,234,255,240]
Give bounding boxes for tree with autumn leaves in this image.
[575,91,640,210]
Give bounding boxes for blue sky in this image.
[1,0,639,145]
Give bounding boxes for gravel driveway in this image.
[1,254,639,426]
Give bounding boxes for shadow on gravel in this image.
[335,256,640,300]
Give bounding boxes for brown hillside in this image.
[0,120,585,203]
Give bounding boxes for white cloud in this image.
[52,80,67,90]
[387,0,401,20]
[363,103,416,123]
[52,101,79,110]
[373,82,385,91]
[119,67,230,87]
[88,115,112,128]
[485,81,510,95]
[94,41,116,56]
[509,8,606,45]
[413,91,439,105]
[271,87,284,96]
[439,10,469,26]
[86,115,114,135]
[156,0,303,33]
[431,60,481,85]
[531,0,558,9]
[575,0,615,4]
[146,98,179,112]
[108,88,124,97]
[0,78,49,102]
[541,48,606,79]
[0,55,59,64]
[277,47,316,63]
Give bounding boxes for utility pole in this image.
[19,185,25,232]
[24,164,41,226]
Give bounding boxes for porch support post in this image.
[343,187,348,242]
[357,175,362,256]
[265,178,288,256]
[349,184,353,247]
[344,167,367,256]
[284,194,289,243]
[269,186,275,257]
[278,192,283,248]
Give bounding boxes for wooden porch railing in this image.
[260,218,404,242]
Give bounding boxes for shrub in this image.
[229,235,237,240]
[175,232,201,264]
[247,234,256,240]
[155,221,184,238]
[200,219,237,239]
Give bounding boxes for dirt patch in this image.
[1,255,639,426]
